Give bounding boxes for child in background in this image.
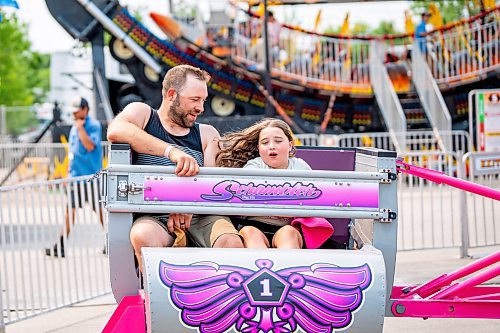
[216,118,333,249]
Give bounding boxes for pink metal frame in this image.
[102,295,146,333]
[391,252,500,319]
[396,160,500,201]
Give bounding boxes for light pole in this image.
[262,0,274,117]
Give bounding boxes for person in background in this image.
[415,11,431,53]
[248,11,283,69]
[45,97,103,258]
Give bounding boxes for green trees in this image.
[0,13,32,106]
[410,0,485,25]
[0,11,49,136]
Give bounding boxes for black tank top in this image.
[132,108,204,166]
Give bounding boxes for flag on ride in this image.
[250,3,266,47]
[340,12,350,35]
[0,0,18,8]
[312,9,323,67]
[405,10,414,36]
[314,9,322,31]
[428,3,443,28]
[482,0,496,10]
[0,0,19,22]
[341,12,351,81]
[255,3,265,17]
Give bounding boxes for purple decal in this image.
[201,180,322,202]
[159,259,372,333]
[145,177,379,208]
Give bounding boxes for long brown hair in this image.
[216,118,296,168]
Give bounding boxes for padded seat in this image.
[296,147,356,246]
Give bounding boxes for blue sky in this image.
[15,0,412,53]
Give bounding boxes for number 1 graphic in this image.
[260,279,273,297]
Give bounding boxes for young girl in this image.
[216,118,332,249]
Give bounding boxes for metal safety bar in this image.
[106,165,394,220]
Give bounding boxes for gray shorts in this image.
[133,214,239,248]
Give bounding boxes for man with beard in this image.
[107,65,243,272]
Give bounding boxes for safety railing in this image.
[318,130,471,153]
[396,151,464,251]
[425,20,499,85]
[369,40,406,150]
[0,176,110,327]
[0,106,6,142]
[461,151,500,256]
[294,133,320,146]
[0,105,61,147]
[231,7,498,96]
[232,15,372,93]
[298,132,496,254]
[0,142,109,185]
[397,150,499,254]
[412,42,453,151]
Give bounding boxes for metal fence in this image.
[232,13,372,93]
[1,135,498,330]
[413,43,453,150]
[396,151,464,251]
[294,133,320,147]
[297,131,497,254]
[0,142,109,185]
[0,106,51,144]
[395,150,499,254]
[317,130,471,154]
[369,40,407,135]
[462,152,500,253]
[425,19,500,85]
[0,176,110,328]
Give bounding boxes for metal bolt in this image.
[395,304,405,314]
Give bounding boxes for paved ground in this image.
[4,246,500,333]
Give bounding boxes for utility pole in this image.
[90,26,109,122]
[167,0,173,14]
[262,0,274,117]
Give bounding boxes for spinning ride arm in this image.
[396,159,500,201]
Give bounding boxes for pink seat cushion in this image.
[292,217,335,249]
